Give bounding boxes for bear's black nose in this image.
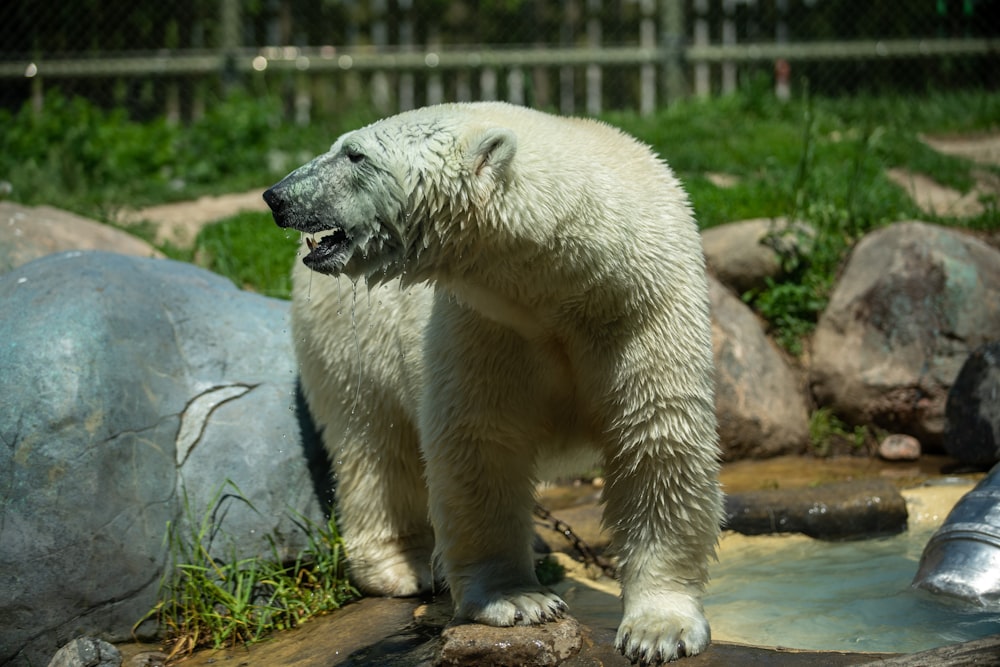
[263,186,293,228]
[262,186,283,212]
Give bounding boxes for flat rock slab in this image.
[113,591,1000,667]
[857,633,1000,666]
[118,596,887,667]
[724,479,909,539]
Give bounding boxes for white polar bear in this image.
[264,102,723,663]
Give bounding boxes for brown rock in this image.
[0,202,162,275]
[437,616,583,667]
[811,221,1000,447]
[703,218,815,294]
[710,276,811,460]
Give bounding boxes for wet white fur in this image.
[289,102,723,663]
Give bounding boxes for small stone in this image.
[879,434,922,461]
[47,637,122,667]
[437,616,582,667]
[125,652,168,667]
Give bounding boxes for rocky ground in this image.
[116,190,269,247]
[888,133,1000,220]
[110,459,995,667]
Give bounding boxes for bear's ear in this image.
[468,127,517,179]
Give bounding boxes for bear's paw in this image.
[459,589,567,627]
[350,547,437,597]
[615,592,710,664]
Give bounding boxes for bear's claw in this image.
[614,594,709,664]
[462,589,567,627]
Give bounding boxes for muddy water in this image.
[717,454,967,493]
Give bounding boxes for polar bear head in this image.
[264,105,517,284]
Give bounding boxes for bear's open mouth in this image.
[303,227,352,275]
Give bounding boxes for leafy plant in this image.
[534,555,566,586]
[0,90,369,217]
[808,407,871,457]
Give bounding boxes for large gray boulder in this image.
[710,276,811,460]
[810,221,1000,447]
[0,251,329,667]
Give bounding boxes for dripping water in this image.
[349,278,363,416]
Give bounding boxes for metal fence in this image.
[1,0,997,121]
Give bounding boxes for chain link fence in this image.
[1,0,997,120]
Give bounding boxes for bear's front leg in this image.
[421,431,567,626]
[419,303,566,627]
[602,435,723,663]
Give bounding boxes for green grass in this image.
[0,89,377,217]
[189,211,301,299]
[140,483,357,659]
[808,407,878,457]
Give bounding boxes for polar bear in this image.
[263,102,723,663]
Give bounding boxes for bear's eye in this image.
[346,149,366,164]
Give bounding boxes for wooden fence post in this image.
[399,0,416,111]
[219,0,241,91]
[371,0,391,114]
[640,0,656,114]
[585,0,602,115]
[693,0,710,97]
[426,26,444,106]
[481,68,498,101]
[560,0,578,116]
[722,0,737,94]
[661,0,686,106]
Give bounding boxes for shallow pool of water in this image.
[706,513,1000,653]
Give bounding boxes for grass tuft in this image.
[138,483,357,660]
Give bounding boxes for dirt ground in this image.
[116,189,269,248]
[888,133,1000,218]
